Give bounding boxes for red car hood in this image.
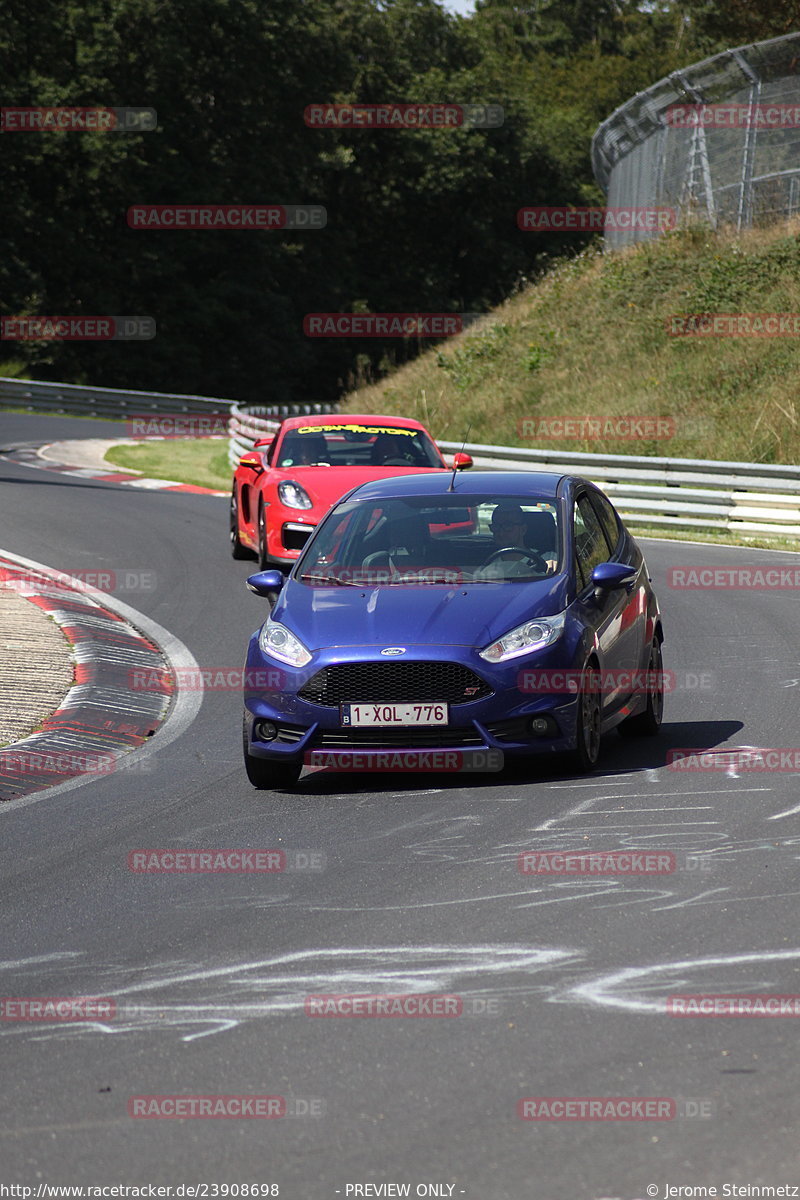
[272,465,446,514]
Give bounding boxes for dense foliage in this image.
[1,0,792,404]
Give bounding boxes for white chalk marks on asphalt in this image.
[4,943,800,1042]
[558,948,800,1015]
[0,945,577,1042]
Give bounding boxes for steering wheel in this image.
[380,457,412,467]
[481,546,549,572]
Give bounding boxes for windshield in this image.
[276,422,443,468]
[297,495,561,584]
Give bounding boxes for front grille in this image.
[314,726,483,748]
[298,661,492,708]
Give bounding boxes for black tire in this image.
[618,638,664,738]
[572,661,602,773]
[257,501,270,570]
[230,489,251,559]
[243,718,301,790]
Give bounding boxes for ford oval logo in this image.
[381,647,406,656]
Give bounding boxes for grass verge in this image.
[104,439,231,490]
[102,442,796,550]
[341,222,800,466]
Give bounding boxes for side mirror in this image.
[452,452,473,470]
[591,562,637,592]
[238,452,263,473]
[246,570,286,604]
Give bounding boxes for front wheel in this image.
[618,638,664,737]
[229,489,251,559]
[572,663,602,773]
[257,502,270,570]
[243,718,301,790]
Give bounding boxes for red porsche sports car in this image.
[230,413,473,568]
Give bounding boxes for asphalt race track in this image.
[1,414,799,1196]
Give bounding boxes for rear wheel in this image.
[229,489,251,559]
[243,718,301,790]
[572,662,602,773]
[618,638,664,737]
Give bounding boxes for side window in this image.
[573,495,609,589]
[589,490,621,553]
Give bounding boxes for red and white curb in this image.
[0,552,203,808]
[4,443,226,495]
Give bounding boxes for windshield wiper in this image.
[299,573,362,586]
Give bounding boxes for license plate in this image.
[340,702,449,727]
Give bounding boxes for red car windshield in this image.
[275,422,442,469]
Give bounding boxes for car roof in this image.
[277,413,429,434]
[345,470,567,502]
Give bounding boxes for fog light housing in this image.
[529,716,555,737]
[255,720,278,742]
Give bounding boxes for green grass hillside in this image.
[342,223,800,465]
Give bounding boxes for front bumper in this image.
[243,639,587,768]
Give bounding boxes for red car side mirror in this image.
[452,452,473,470]
[238,453,264,473]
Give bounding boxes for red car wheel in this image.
[230,489,252,560]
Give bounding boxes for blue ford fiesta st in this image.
[241,471,664,789]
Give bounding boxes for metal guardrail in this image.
[228,406,283,468]
[4,378,797,537]
[0,376,232,419]
[229,408,800,536]
[436,440,800,536]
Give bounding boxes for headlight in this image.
[259,619,312,667]
[278,480,313,510]
[479,611,565,663]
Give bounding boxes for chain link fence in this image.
[592,31,800,249]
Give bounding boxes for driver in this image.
[370,433,412,466]
[479,503,555,578]
[279,434,329,466]
[490,503,527,552]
